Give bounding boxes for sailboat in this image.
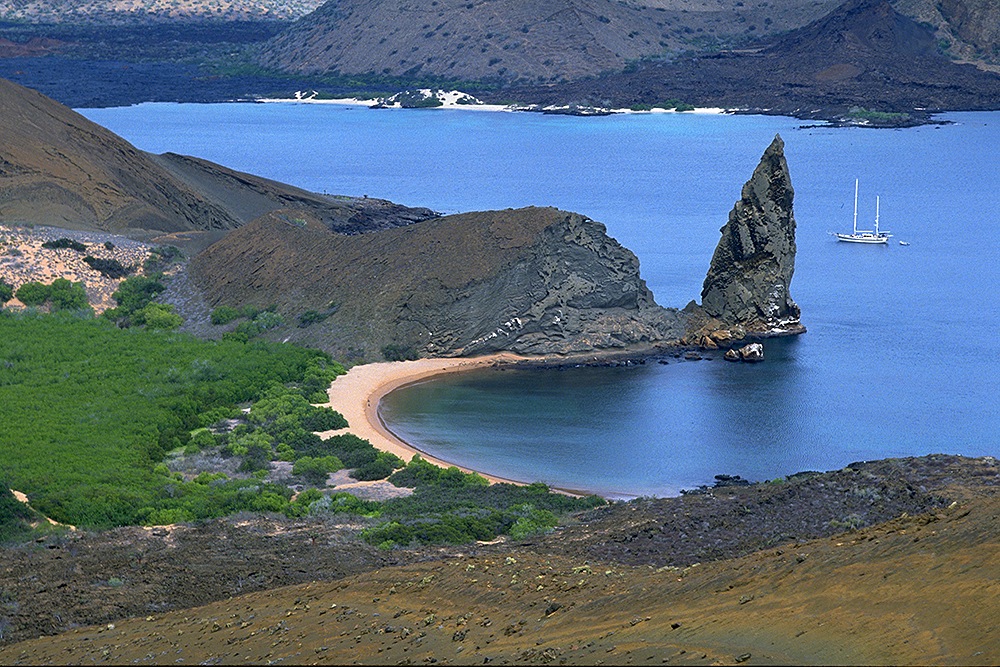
[835,179,892,244]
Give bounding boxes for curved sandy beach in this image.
[321,353,533,485]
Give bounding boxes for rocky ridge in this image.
[188,136,802,360]
[494,0,1000,124]
[190,207,688,360]
[0,77,433,238]
[253,0,843,84]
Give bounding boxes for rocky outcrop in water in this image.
[698,134,804,338]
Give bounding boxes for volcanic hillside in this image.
[500,0,1000,120]
[190,206,686,360]
[255,0,845,83]
[0,77,434,237]
[1,455,997,664]
[0,0,325,23]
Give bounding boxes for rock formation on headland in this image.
[190,207,686,360]
[0,77,803,360]
[190,136,804,360]
[697,134,805,339]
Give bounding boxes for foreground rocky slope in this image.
[0,455,996,663]
[0,77,433,237]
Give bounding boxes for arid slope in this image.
[0,77,434,237]
[2,476,996,664]
[256,0,844,83]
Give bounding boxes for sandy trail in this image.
[320,353,532,485]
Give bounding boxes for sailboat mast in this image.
[875,195,880,235]
[853,179,859,234]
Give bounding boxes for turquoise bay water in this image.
[81,104,1000,497]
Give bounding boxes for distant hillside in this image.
[496,0,1000,121]
[896,0,1000,68]
[0,0,324,23]
[255,0,843,83]
[0,77,434,236]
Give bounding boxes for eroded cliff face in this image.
[698,134,804,339]
[424,212,684,356]
[190,207,684,360]
[191,137,805,360]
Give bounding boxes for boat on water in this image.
[835,179,892,244]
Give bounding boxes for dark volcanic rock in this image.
[494,0,1000,123]
[190,207,685,359]
[699,134,803,337]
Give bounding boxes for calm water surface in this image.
[81,104,1000,497]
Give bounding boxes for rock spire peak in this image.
[699,134,804,336]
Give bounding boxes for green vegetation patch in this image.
[0,311,342,529]
[356,458,603,548]
[845,107,912,125]
[14,279,90,312]
[83,255,133,279]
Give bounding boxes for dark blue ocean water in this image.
[81,103,1000,497]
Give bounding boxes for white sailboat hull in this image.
[835,232,890,244]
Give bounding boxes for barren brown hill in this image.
[255,0,844,83]
[0,77,434,237]
[2,456,997,665]
[0,0,325,23]
[498,0,1000,121]
[191,206,686,359]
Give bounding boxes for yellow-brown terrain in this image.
[0,455,996,665]
[1,492,997,665]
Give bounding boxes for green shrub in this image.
[41,238,87,252]
[292,455,344,486]
[47,278,89,312]
[253,310,284,330]
[15,281,51,306]
[351,451,405,481]
[0,280,13,304]
[187,428,217,450]
[210,305,242,325]
[104,276,166,326]
[146,508,194,525]
[83,256,132,279]
[135,303,182,329]
[0,485,40,542]
[143,245,183,273]
[508,504,558,539]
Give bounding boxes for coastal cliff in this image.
[695,134,804,340]
[190,207,685,360]
[190,136,804,360]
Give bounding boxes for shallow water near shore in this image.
[81,104,1000,496]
